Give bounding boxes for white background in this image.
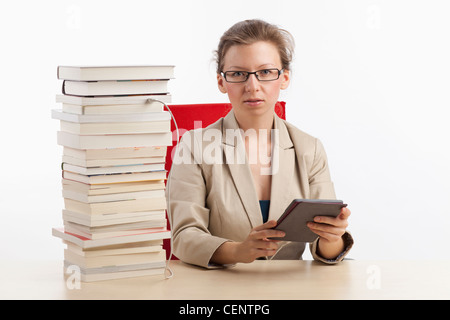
[1,0,449,262]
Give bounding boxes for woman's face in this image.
[217,41,290,118]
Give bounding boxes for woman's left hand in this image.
[307,207,351,243]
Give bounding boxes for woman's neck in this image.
[234,109,274,135]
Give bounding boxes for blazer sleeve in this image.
[310,232,354,264]
[307,138,354,263]
[308,138,337,200]
[166,132,230,268]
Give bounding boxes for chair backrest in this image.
[163,102,286,259]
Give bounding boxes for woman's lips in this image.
[244,99,264,106]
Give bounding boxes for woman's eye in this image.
[231,71,244,77]
[260,69,272,75]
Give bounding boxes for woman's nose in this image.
[245,73,260,92]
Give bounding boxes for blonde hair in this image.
[215,19,295,74]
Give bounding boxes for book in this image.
[64,240,163,257]
[63,260,166,282]
[64,249,166,268]
[64,197,167,215]
[65,220,166,234]
[63,209,165,227]
[65,219,166,235]
[52,227,171,249]
[62,170,167,184]
[52,109,171,123]
[62,209,166,227]
[272,199,347,243]
[62,102,164,115]
[63,146,167,160]
[64,222,167,240]
[62,179,165,195]
[57,65,175,81]
[62,155,166,167]
[61,162,165,175]
[62,189,166,203]
[60,120,171,135]
[62,80,169,96]
[55,93,172,106]
[57,131,172,149]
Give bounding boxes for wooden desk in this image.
[1,259,449,300]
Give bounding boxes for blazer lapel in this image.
[222,110,262,228]
[268,115,296,221]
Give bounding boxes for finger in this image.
[252,240,281,258]
[307,222,345,237]
[309,229,342,243]
[313,207,351,226]
[253,220,277,231]
[313,216,348,228]
[339,207,351,220]
[252,228,285,240]
[254,239,280,250]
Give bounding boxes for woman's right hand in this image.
[211,220,285,264]
[235,220,285,263]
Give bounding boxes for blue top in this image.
[259,200,270,223]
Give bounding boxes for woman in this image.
[168,19,353,268]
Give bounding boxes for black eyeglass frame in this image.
[220,68,284,83]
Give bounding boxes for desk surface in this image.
[1,259,449,300]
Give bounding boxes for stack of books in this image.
[51,65,174,282]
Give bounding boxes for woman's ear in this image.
[217,73,228,93]
[280,69,290,90]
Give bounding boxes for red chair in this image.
[163,102,286,259]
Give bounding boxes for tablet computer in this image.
[271,199,347,243]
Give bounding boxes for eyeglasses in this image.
[221,68,284,83]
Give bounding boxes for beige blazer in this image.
[167,110,353,268]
